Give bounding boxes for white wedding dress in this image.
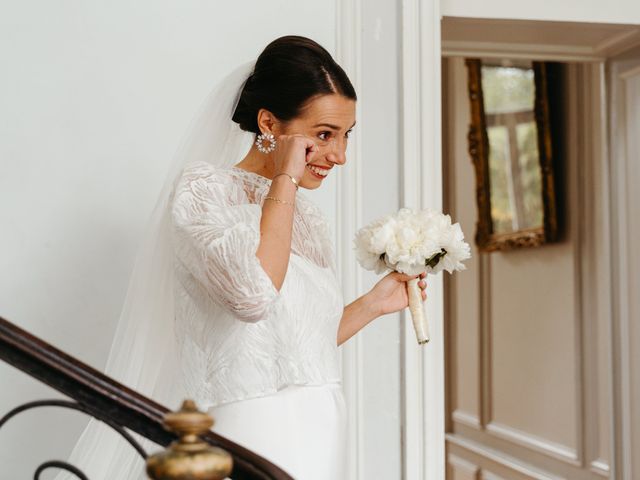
[169,161,348,479]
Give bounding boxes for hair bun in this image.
[231,35,356,135]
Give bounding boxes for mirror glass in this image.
[480,62,543,235]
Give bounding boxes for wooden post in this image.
[146,399,233,480]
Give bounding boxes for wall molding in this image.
[591,458,611,477]
[335,0,364,478]
[400,0,425,477]
[485,422,579,466]
[479,252,492,427]
[446,434,565,480]
[337,1,445,477]
[575,61,614,476]
[448,452,480,477]
[441,17,640,62]
[453,409,482,429]
[607,44,640,480]
[400,0,444,479]
[442,40,605,62]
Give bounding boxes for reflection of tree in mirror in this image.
[516,122,543,229]
[487,126,515,233]
[482,64,543,234]
[481,66,534,113]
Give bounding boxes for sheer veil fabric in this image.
[53,59,257,480]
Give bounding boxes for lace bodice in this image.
[169,161,344,409]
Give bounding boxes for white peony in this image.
[353,206,471,345]
[353,207,471,277]
[354,208,471,344]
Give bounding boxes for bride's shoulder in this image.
[176,161,240,188]
[179,160,231,179]
[171,161,246,208]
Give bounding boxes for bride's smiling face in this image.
[275,93,356,188]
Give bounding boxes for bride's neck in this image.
[234,146,276,180]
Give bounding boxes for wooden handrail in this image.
[0,315,293,480]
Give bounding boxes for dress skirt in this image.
[207,382,347,480]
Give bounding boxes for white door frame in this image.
[399,1,445,480]
[335,1,366,479]
[336,0,445,480]
[336,1,445,479]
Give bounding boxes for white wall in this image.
[441,0,640,24]
[0,1,337,477]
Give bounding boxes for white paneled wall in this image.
[0,2,337,477]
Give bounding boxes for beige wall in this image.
[443,57,613,479]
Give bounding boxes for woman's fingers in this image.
[396,272,420,281]
[418,272,427,298]
[396,271,428,289]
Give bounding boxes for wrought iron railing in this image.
[0,315,294,479]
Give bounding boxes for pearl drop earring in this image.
[255,132,276,154]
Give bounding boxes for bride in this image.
[55,35,426,480]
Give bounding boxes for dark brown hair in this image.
[231,35,357,135]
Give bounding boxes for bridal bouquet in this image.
[353,207,471,344]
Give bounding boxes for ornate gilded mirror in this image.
[464,58,561,252]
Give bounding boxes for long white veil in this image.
[53,58,256,480]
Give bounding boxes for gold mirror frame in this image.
[464,58,560,252]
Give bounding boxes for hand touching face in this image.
[258,93,356,189]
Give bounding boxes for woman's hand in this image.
[271,133,319,181]
[365,271,427,317]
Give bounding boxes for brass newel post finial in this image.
[146,399,233,480]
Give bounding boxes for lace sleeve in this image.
[170,162,283,323]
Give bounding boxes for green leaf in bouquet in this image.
[425,248,447,269]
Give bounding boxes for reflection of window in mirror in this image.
[465,58,561,252]
[482,61,542,234]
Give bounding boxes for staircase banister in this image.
[0,315,293,479]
